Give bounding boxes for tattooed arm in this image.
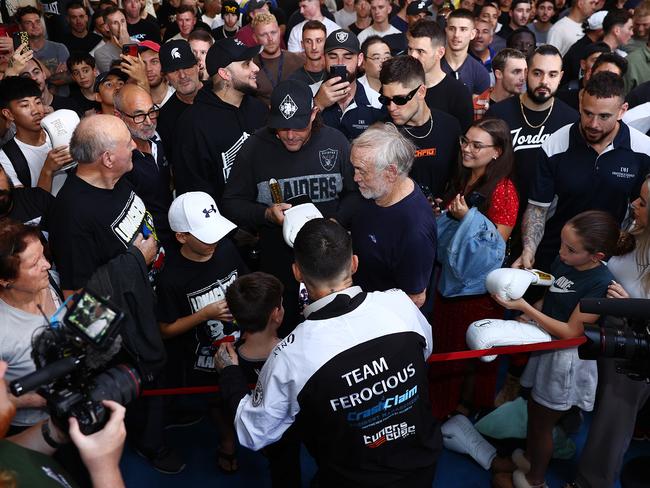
[512,203,549,269]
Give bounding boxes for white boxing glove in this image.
[485,268,554,300]
[441,414,497,470]
[282,202,323,247]
[41,109,80,148]
[466,319,552,362]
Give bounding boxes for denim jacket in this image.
[436,207,506,297]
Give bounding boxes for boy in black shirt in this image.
[155,191,246,473]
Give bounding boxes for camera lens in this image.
[89,364,141,405]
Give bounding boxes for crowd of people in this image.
[0,0,650,485]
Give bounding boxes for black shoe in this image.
[164,410,204,430]
[135,446,187,474]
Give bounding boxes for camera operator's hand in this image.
[201,299,233,322]
[133,232,157,265]
[214,342,239,371]
[607,280,630,299]
[265,203,291,226]
[69,400,126,488]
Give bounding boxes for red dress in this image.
[429,179,519,419]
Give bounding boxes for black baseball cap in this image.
[93,68,128,93]
[222,0,240,17]
[324,29,360,54]
[407,0,432,16]
[205,38,262,77]
[159,40,197,73]
[268,80,314,130]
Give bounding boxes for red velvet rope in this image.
[141,337,586,397]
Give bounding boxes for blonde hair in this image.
[251,12,277,28]
[632,176,650,294]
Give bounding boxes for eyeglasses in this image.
[459,135,497,152]
[367,54,391,63]
[118,105,160,124]
[378,85,421,106]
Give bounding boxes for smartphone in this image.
[12,31,30,52]
[329,64,347,82]
[122,43,138,57]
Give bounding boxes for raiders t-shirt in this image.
[155,239,248,385]
[48,174,150,290]
[399,109,461,201]
[485,96,578,203]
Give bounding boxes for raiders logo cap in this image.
[205,38,263,77]
[168,192,236,245]
[324,29,360,54]
[159,39,197,73]
[406,0,431,16]
[268,79,314,130]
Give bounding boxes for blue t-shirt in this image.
[341,185,437,295]
[441,55,490,95]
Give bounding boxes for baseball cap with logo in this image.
[159,39,197,73]
[324,29,360,54]
[407,0,432,16]
[268,79,314,130]
[221,0,240,17]
[168,192,236,244]
[245,0,270,13]
[205,38,263,77]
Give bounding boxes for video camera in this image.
[578,298,650,381]
[9,289,141,435]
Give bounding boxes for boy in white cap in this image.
[155,191,247,473]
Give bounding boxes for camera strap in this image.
[48,272,64,302]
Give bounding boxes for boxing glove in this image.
[282,199,323,248]
[441,414,497,470]
[41,109,80,148]
[466,319,552,362]
[485,268,554,300]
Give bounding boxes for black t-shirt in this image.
[627,81,650,109]
[235,340,268,385]
[157,94,191,161]
[155,239,248,385]
[48,174,150,290]
[425,75,473,132]
[156,3,176,30]
[561,35,592,87]
[68,85,100,115]
[288,66,326,86]
[212,25,238,40]
[6,187,53,228]
[62,31,102,54]
[397,109,461,201]
[348,23,363,35]
[485,96,578,204]
[51,94,82,116]
[127,18,162,43]
[123,141,173,247]
[339,186,437,295]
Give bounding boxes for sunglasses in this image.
[378,85,421,106]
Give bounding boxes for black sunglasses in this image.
[378,85,421,106]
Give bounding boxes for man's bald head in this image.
[113,84,158,140]
[71,114,131,164]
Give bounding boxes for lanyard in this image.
[259,52,284,88]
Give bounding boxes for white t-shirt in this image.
[547,16,584,56]
[334,8,357,30]
[357,24,401,44]
[0,135,67,196]
[288,17,341,52]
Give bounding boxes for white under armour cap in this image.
[168,192,236,244]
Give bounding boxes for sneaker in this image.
[164,410,204,429]
[135,446,187,474]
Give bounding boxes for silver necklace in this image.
[403,115,433,139]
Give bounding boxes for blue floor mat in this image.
[121,405,650,487]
